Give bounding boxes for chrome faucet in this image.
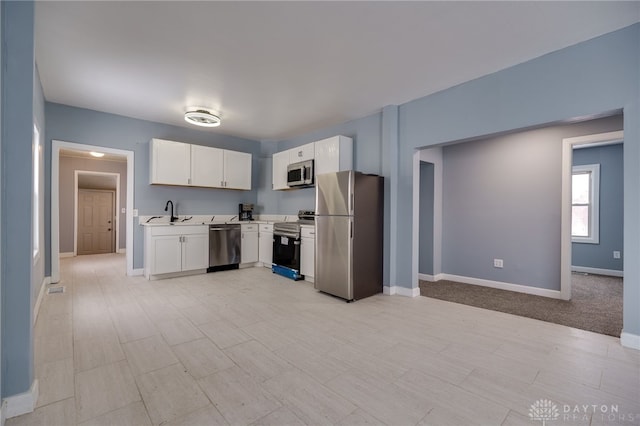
[164,200,178,223]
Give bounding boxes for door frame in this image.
[560,130,624,300]
[52,140,135,281]
[75,173,120,255]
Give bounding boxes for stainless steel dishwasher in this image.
[207,224,241,272]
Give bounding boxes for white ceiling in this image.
[35,1,640,142]
[60,148,127,162]
[77,173,117,191]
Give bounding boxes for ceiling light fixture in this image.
[90,151,105,158]
[184,108,221,128]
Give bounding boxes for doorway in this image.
[52,140,135,282]
[560,130,624,299]
[74,170,121,256]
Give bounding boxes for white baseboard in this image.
[1,399,6,426]
[437,273,563,299]
[117,248,126,254]
[383,285,420,298]
[33,277,51,325]
[130,268,144,277]
[5,380,38,419]
[620,331,640,350]
[59,252,74,258]
[571,265,623,277]
[418,273,437,282]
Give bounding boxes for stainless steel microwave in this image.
[287,159,314,187]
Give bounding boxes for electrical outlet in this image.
[121,208,126,214]
[493,259,504,268]
[133,209,139,217]
[613,251,621,259]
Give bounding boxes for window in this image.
[33,123,40,260]
[572,164,599,244]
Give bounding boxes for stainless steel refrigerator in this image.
[315,170,384,301]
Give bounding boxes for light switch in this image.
[121,208,126,214]
[133,209,139,217]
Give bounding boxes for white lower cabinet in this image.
[144,225,208,278]
[181,233,209,271]
[258,223,273,267]
[300,226,315,282]
[241,224,259,264]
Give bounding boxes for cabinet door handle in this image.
[188,178,191,185]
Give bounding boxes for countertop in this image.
[140,220,272,227]
[139,214,311,227]
[138,215,298,226]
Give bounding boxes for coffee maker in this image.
[238,203,254,221]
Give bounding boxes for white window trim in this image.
[571,163,600,244]
[33,123,40,263]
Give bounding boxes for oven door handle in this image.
[274,231,300,239]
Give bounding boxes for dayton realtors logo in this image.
[529,399,560,425]
[529,399,637,423]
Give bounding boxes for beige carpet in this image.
[419,273,623,337]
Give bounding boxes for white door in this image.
[191,144,224,188]
[241,231,259,263]
[223,150,252,190]
[77,190,114,255]
[151,235,182,274]
[272,150,290,190]
[181,233,209,271]
[150,139,191,185]
[258,231,273,266]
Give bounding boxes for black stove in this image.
[273,210,315,236]
[272,210,314,280]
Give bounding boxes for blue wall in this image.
[395,24,639,336]
[0,0,4,401]
[418,162,434,275]
[44,103,262,271]
[572,143,624,271]
[1,0,36,398]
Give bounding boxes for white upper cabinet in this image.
[223,150,252,190]
[289,142,314,163]
[271,136,352,191]
[150,139,191,185]
[191,144,224,187]
[314,135,353,177]
[150,138,251,190]
[272,150,290,190]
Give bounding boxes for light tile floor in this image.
[8,254,640,425]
